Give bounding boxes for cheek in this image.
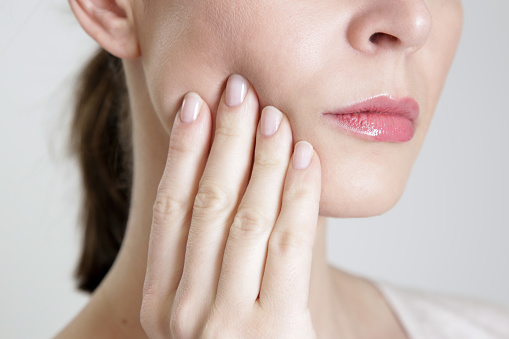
[139,7,331,136]
[234,8,337,109]
[134,0,462,218]
[137,2,248,132]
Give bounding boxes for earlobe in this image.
[68,0,140,59]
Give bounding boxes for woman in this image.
[56,0,508,338]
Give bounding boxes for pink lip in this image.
[322,95,420,142]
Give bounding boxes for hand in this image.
[140,74,321,339]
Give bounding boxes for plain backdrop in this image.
[1,1,508,338]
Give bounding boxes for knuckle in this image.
[282,178,314,203]
[230,209,270,240]
[269,229,311,256]
[142,279,157,300]
[253,151,282,170]
[169,303,194,339]
[152,189,187,223]
[168,132,195,154]
[193,184,230,217]
[214,124,243,140]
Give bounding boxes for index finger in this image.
[144,92,212,300]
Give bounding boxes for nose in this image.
[347,0,432,55]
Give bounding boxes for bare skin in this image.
[56,74,408,338]
[58,0,463,337]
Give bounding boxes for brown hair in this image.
[69,48,133,293]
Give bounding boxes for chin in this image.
[318,172,406,218]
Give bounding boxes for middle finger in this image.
[173,74,259,320]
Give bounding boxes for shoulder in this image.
[374,281,509,339]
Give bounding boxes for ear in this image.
[69,0,140,59]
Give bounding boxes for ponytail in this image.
[69,48,133,293]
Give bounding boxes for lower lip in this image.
[324,112,415,142]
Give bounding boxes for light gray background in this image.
[1,1,508,338]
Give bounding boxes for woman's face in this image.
[130,0,463,217]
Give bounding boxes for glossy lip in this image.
[322,95,420,142]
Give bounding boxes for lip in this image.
[322,95,420,142]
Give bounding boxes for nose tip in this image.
[347,1,432,54]
[403,9,433,52]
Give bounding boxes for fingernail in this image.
[225,74,248,107]
[293,141,313,170]
[261,106,282,137]
[180,92,202,123]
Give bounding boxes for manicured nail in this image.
[225,74,248,107]
[293,141,313,170]
[180,92,202,123]
[261,106,282,137]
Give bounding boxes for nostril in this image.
[369,32,399,45]
[369,32,381,44]
[347,1,432,54]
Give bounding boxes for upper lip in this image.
[323,95,420,123]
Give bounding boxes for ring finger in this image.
[215,106,293,310]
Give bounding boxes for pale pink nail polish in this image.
[293,141,313,170]
[261,106,282,137]
[225,74,248,107]
[180,93,202,123]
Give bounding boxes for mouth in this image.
[322,95,420,142]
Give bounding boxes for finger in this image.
[143,92,211,313]
[259,141,321,312]
[215,106,293,310]
[174,75,259,319]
